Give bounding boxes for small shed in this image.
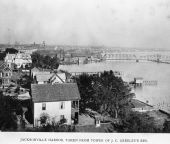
[134,77,143,86]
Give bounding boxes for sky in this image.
[0,0,170,49]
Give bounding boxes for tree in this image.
[31,52,59,69]
[31,52,44,68]
[50,54,60,69]
[74,70,134,119]
[0,92,18,131]
[43,55,51,68]
[163,120,170,132]
[5,48,18,54]
[111,111,161,133]
[32,123,75,132]
[40,113,50,125]
[19,74,32,89]
[74,74,95,113]
[93,71,134,119]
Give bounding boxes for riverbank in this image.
[59,60,170,114]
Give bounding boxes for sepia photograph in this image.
[0,0,170,143]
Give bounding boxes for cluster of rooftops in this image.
[31,67,81,103]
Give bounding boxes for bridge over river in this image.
[102,51,170,63]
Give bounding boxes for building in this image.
[0,61,13,87]
[49,73,66,84]
[134,77,143,86]
[31,67,52,84]
[31,83,81,127]
[35,73,53,84]
[49,70,72,84]
[31,68,72,84]
[4,51,32,68]
[4,53,16,68]
[31,67,41,78]
[13,52,32,68]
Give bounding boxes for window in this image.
[42,103,46,110]
[60,102,65,109]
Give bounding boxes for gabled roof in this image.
[0,61,11,72]
[49,73,65,83]
[3,67,12,72]
[31,83,81,102]
[0,61,5,67]
[36,73,53,82]
[31,67,41,72]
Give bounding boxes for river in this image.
[59,60,170,113]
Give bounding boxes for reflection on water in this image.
[59,61,170,113]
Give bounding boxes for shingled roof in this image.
[0,61,11,72]
[31,83,81,102]
[35,73,53,82]
[0,61,6,70]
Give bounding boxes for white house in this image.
[31,68,72,84]
[31,83,80,127]
[0,61,13,87]
[13,52,32,68]
[4,53,16,68]
[4,51,32,68]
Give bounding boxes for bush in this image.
[40,113,50,125]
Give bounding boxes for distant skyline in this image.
[0,0,170,49]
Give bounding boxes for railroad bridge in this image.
[102,52,170,62]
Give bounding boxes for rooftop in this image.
[0,61,11,71]
[31,83,81,102]
[35,73,53,82]
[31,67,40,72]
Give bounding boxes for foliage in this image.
[59,117,67,124]
[5,48,18,54]
[0,91,33,131]
[0,92,18,131]
[0,52,6,60]
[74,70,134,119]
[74,74,95,113]
[40,113,50,125]
[111,111,161,133]
[22,99,33,124]
[31,52,60,69]
[162,120,170,132]
[19,74,32,89]
[93,71,134,118]
[31,124,75,132]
